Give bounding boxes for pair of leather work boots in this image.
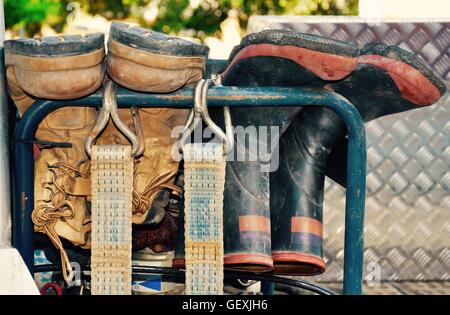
[175,29,446,275]
[5,22,209,280]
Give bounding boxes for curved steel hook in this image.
[178,77,234,155]
[202,78,234,154]
[131,107,145,157]
[178,79,205,154]
[85,79,141,157]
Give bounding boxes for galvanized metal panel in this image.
[248,17,450,282]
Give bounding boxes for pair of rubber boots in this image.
[173,29,447,275]
[5,22,210,271]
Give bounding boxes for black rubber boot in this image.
[271,42,447,275]
[217,30,359,271]
[326,43,448,187]
[270,107,345,275]
[173,29,359,272]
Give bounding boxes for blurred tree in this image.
[5,0,63,36]
[4,0,358,37]
[149,0,358,36]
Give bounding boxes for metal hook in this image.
[178,79,205,154]
[131,107,145,157]
[201,79,234,154]
[85,79,141,157]
[211,75,233,154]
[178,76,234,155]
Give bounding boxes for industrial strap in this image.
[183,142,226,295]
[90,145,133,295]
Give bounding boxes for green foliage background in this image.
[5,0,358,37]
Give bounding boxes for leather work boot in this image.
[5,34,105,115]
[188,29,358,272]
[5,34,106,282]
[104,22,209,225]
[107,22,209,93]
[270,42,447,275]
[6,24,209,280]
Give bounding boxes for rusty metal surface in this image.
[248,16,450,282]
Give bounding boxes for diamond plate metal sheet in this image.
[248,17,450,282]
[277,281,450,295]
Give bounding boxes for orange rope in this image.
[32,201,75,283]
[32,161,84,284]
[33,158,181,283]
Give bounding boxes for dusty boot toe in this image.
[4,33,106,115]
[107,22,209,93]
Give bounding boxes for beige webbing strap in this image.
[183,142,226,295]
[90,145,133,295]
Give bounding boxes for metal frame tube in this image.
[0,0,4,44]
[12,85,366,295]
[0,42,12,249]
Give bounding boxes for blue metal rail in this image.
[8,62,367,295]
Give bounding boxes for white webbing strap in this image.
[183,143,226,295]
[90,145,133,295]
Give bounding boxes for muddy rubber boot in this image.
[325,43,448,188]
[271,42,447,275]
[270,108,345,275]
[214,30,359,272]
[173,29,358,272]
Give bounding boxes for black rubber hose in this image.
[34,264,335,295]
